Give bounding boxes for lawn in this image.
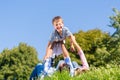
[43,65,120,80]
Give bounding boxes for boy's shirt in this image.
[49,27,72,43]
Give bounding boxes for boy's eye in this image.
[56,24,58,26]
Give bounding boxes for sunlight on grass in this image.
[42,65,120,80]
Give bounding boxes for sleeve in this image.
[64,27,72,37]
[49,32,54,43]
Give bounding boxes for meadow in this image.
[43,65,120,80]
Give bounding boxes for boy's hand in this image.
[70,44,75,52]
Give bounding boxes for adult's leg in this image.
[70,36,89,70]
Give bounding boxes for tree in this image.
[109,8,120,39]
[0,43,39,80]
[108,8,120,65]
[64,29,111,66]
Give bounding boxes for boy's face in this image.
[53,19,63,33]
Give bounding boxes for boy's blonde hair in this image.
[52,16,63,24]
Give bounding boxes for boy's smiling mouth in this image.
[56,26,63,33]
[56,26,62,30]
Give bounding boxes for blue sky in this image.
[0,0,120,60]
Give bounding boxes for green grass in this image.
[38,65,120,80]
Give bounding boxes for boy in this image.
[43,16,89,76]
